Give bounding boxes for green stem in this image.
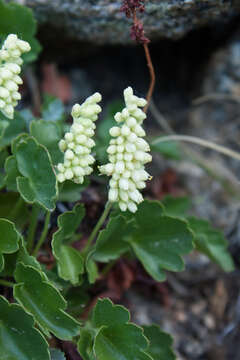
[83,201,113,253]
[26,205,40,253]
[9,197,24,220]
[0,279,14,287]
[32,211,51,257]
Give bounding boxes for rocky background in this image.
[13,1,240,359]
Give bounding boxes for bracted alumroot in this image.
[99,87,152,213]
[0,34,31,119]
[56,92,102,184]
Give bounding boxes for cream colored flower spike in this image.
[99,87,152,213]
[56,92,102,184]
[0,34,31,119]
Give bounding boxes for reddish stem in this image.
[132,9,155,113]
[143,42,155,113]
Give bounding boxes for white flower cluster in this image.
[99,87,152,213]
[56,93,102,184]
[0,34,31,119]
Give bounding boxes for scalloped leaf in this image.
[95,324,152,360]
[0,296,50,360]
[92,215,131,263]
[14,263,80,340]
[143,325,176,360]
[11,133,29,155]
[15,136,57,210]
[188,216,234,272]
[0,0,41,62]
[92,299,151,360]
[92,298,130,328]
[126,201,194,281]
[77,299,152,360]
[52,204,85,284]
[0,218,19,271]
[30,120,63,164]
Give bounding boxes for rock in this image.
[202,30,240,95]
[12,0,240,45]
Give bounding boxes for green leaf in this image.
[86,250,99,284]
[42,265,69,291]
[126,200,194,281]
[188,216,234,272]
[19,108,36,129]
[0,253,17,277]
[4,155,21,191]
[0,218,19,271]
[17,236,42,270]
[93,216,131,263]
[92,298,130,328]
[0,117,8,134]
[97,101,123,142]
[143,325,176,360]
[96,100,124,164]
[42,94,65,123]
[94,324,152,360]
[3,134,29,191]
[91,299,152,360]
[162,195,191,218]
[65,286,90,316]
[11,133,30,155]
[0,193,29,229]
[151,139,181,160]
[52,204,85,284]
[14,263,80,340]
[77,328,95,360]
[0,112,27,148]
[0,296,50,360]
[58,179,89,202]
[0,0,41,62]
[15,136,57,210]
[50,349,66,360]
[0,173,4,189]
[0,148,8,188]
[1,235,41,277]
[30,120,63,164]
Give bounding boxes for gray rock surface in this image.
[13,0,240,45]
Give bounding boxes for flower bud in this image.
[56,93,102,184]
[99,87,152,213]
[0,34,30,119]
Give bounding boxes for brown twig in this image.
[122,1,155,113]
[143,42,155,113]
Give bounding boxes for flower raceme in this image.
[0,34,31,119]
[56,92,102,184]
[99,87,152,213]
